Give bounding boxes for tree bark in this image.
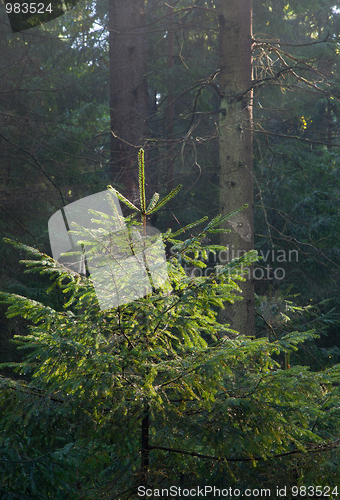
[109,0,148,202]
[218,0,255,336]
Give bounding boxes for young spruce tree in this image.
[1,151,340,498]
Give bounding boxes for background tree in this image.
[109,0,148,201]
[218,0,255,336]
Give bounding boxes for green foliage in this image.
[1,155,340,498]
[1,0,340,494]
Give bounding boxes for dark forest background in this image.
[1,1,340,498]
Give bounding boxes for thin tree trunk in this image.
[109,0,148,202]
[218,0,255,336]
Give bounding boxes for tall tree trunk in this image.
[109,0,148,202]
[218,0,255,336]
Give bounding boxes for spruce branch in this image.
[146,184,182,215]
[138,149,147,214]
[146,192,160,213]
[107,186,139,212]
